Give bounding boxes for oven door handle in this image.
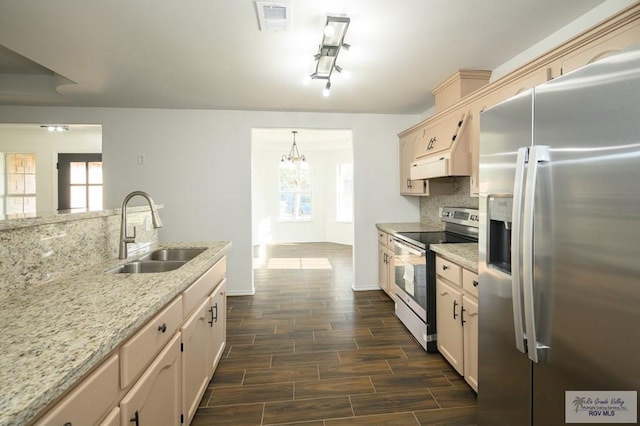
[390,237,426,256]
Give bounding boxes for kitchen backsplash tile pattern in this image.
[420,177,479,225]
[0,209,158,293]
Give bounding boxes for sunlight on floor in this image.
[253,257,332,269]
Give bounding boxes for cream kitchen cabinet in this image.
[120,333,183,426]
[182,298,212,424]
[33,355,120,426]
[435,255,479,392]
[377,230,394,297]
[31,255,228,426]
[399,130,426,195]
[208,278,227,374]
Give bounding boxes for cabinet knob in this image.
[473,280,479,287]
[157,323,167,333]
[442,265,448,270]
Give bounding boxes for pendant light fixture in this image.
[281,130,306,162]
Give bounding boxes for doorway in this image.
[251,128,354,292]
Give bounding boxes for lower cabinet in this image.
[181,277,227,425]
[377,230,394,297]
[33,256,228,426]
[182,299,213,424]
[33,355,120,426]
[208,278,227,375]
[435,255,479,392]
[120,333,182,426]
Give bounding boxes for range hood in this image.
[410,111,472,180]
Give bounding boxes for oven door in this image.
[391,236,427,320]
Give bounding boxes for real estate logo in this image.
[566,391,637,423]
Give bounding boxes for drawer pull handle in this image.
[442,265,448,270]
[461,306,466,326]
[473,280,479,287]
[130,411,140,426]
[64,423,72,426]
[208,303,219,326]
[157,323,167,333]
[453,300,459,319]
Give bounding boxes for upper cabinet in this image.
[410,109,471,181]
[397,2,640,197]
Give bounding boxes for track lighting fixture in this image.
[305,15,351,96]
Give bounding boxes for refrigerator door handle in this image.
[511,147,529,354]
[522,145,550,363]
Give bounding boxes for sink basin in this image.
[107,260,186,274]
[140,248,207,262]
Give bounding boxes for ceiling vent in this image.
[255,1,291,31]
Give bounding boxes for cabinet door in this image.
[208,278,227,376]
[182,299,211,425]
[462,296,479,392]
[436,279,464,375]
[385,247,394,297]
[399,132,425,195]
[120,333,182,426]
[99,407,119,426]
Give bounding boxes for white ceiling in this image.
[0,0,608,114]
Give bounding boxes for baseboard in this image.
[352,284,383,292]
[227,289,256,296]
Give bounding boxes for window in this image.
[58,154,103,211]
[278,160,312,221]
[336,162,353,222]
[1,153,37,217]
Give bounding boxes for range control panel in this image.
[441,207,480,227]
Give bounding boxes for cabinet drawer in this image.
[435,256,462,285]
[120,296,183,388]
[35,355,119,426]
[462,269,479,298]
[183,256,226,318]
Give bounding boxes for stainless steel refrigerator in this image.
[478,44,640,425]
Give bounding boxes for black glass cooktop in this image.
[396,231,475,249]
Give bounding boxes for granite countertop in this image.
[0,241,231,426]
[376,222,478,272]
[430,243,478,272]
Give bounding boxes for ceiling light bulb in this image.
[323,24,335,38]
[323,81,331,97]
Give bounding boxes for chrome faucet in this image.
[119,191,163,259]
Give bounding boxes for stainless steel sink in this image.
[140,248,207,262]
[107,260,186,274]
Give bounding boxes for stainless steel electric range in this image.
[390,207,478,352]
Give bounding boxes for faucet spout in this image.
[119,191,163,259]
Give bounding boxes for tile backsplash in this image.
[420,177,479,225]
[0,208,159,293]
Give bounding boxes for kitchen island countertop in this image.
[0,241,231,426]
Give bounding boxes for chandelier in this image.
[304,15,351,97]
[281,131,306,162]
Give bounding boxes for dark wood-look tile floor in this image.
[192,242,477,425]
